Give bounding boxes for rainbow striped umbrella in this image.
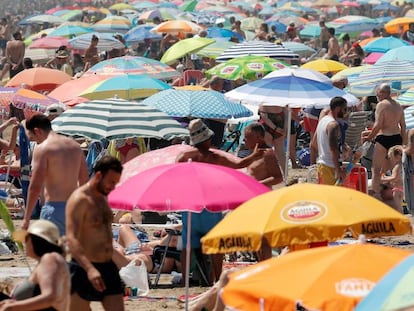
[398,87,414,106]
[68,33,125,51]
[83,56,179,80]
[404,104,414,129]
[91,15,132,33]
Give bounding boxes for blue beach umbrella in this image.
[398,87,414,106]
[266,21,287,33]
[123,25,162,43]
[69,32,125,51]
[206,27,244,41]
[48,25,93,38]
[363,36,411,53]
[376,45,414,64]
[142,89,253,119]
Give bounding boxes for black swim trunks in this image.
[375,134,403,151]
[69,259,123,301]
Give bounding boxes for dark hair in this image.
[13,32,21,40]
[330,96,347,111]
[246,122,265,138]
[91,34,99,41]
[29,234,63,257]
[23,57,33,69]
[343,33,350,41]
[93,155,123,175]
[328,27,335,35]
[26,114,52,132]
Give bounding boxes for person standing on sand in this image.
[5,31,24,79]
[66,156,124,311]
[403,129,414,214]
[23,114,89,235]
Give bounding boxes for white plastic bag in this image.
[119,259,149,296]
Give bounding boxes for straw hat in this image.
[13,220,60,246]
[188,119,214,146]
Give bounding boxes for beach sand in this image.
[0,168,413,310]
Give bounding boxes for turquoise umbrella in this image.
[300,23,320,38]
[376,45,414,64]
[363,36,411,53]
[48,25,93,38]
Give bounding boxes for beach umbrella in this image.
[331,64,371,83]
[363,52,384,65]
[331,17,380,34]
[51,98,189,140]
[68,32,125,51]
[216,41,299,62]
[6,68,72,92]
[206,55,289,81]
[403,98,414,129]
[109,3,135,11]
[350,61,414,86]
[201,183,412,254]
[179,0,198,12]
[24,48,56,64]
[123,25,162,43]
[138,8,178,21]
[221,244,411,311]
[240,16,264,31]
[195,39,234,59]
[356,253,414,311]
[48,75,109,104]
[299,23,321,38]
[266,21,287,33]
[384,17,414,34]
[301,59,348,74]
[21,14,65,25]
[60,10,83,21]
[206,27,244,41]
[133,1,159,10]
[83,56,179,80]
[48,25,93,38]
[142,89,253,119]
[160,37,215,65]
[376,45,414,64]
[151,20,202,34]
[8,88,60,118]
[264,67,333,83]
[79,74,172,100]
[281,41,316,57]
[108,161,269,311]
[312,0,341,6]
[91,15,132,33]
[363,36,410,53]
[28,36,71,49]
[117,144,240,185]
[398,87,414,106]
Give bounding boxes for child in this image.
[381,145,404,213]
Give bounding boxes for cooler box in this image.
[342,165,368,193]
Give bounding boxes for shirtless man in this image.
[243,122,283,188]
[66,156,124,311]
[23,114,89,235]
[0,18,9,56]
[326,27,340,61]
[363,83,406,197]
[5,31,24,79]
[83,34,100,72]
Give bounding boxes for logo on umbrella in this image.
[272,62,287,69]
[246,63,264,71]
[335,278,376,298]
[281,201,328,223]
[221,66,237,74]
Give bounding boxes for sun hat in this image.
[13,220,60,246]
[44,103,65,117]
[188,119,214,146]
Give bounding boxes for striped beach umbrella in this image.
[216,41,299,62]
[91,16,132,33]
[398,87,414,106]
[51,98,189,140]
[142,89,253,119]
[195,39,234,59]
[48,25,93,38]
[68,33,125,51]
[83,56,179,80]
[404,105,414,129]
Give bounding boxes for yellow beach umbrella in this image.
[385,17,414,34]
[109,3,134,11]
[201,183,412,254]
[331,64,371,81]
[301,59,348,74]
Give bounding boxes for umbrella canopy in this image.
[6,68,72,92]
[350,60,414,86]
[225,75,358,108]
[206,55,289,81]
[10,88,59,112]
[24,48,56,64]
[21,14,65,25]
[206,27,244,41]
[216,41,299,62]
[91,15,132,33]
[281,41,316,57]
[142,89,253,118]
[48,75,109,103]
[151,20,202,34]
[28,36,71,49]
[68,32,125,51]
[398,87,414,106]
[201,183,412,253]
[83,56,179,80]
[160,37,215,65]
[356,253,414,311]
[222,244,411,311]
[123,25,162,43]
[376,45,414,64]
[51,98,189,140]
[108,161,269,211]
[363,36,411,53]
[384,17,414,34]
[301,59,349,74]
[195,39,234,59]
[404,103,414,130]
[331,65,371,83]
[48,25,93,38]
[79,74,172,100]
[138,8,178,21]
[117,144,240,185]
[240,16,265,31]
[264,67,333,83]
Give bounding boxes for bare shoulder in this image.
[67,185,90,208]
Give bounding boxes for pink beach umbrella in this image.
[364,52,384,64]
[108,161,269,311]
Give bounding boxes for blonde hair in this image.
[388,145,403,159]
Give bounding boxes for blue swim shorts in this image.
[40,201,66,236]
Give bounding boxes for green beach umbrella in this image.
[179,0,198,12]
[161,37,215,65]
[206,55,290,81]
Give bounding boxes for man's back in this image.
[375,99,404,135]
[38,132,87,202]
[6,39,24,62]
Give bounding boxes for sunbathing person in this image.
[112,224,181,274]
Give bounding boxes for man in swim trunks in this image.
[363,83,406,197]
[23,114,89,235]
[5,31,24,79]
[66,156,125,311]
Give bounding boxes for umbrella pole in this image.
[185,211,191,311]
[284,108,292,186]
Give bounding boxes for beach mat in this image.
[0,267,30,278]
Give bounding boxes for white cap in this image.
[44,103,65,118]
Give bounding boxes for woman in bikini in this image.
[381,145,404,213]
[115,137,141,164]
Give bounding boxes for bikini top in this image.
[12,281,57,311]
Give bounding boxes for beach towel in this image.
[403,151,414,214]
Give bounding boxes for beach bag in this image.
[119,259,149,296]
